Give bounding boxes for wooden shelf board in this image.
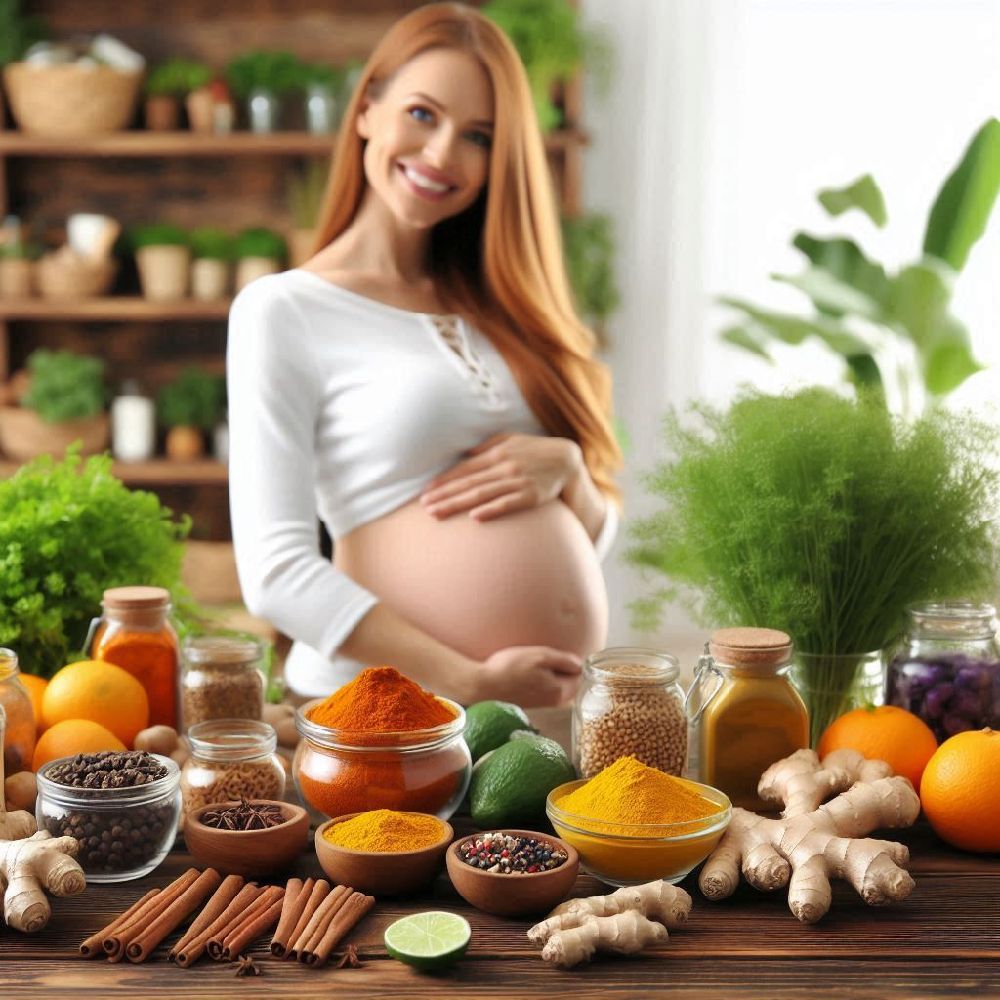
[0,457,228,485]
[0,128,586,157]
[0,297,232,321]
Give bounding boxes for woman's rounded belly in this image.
[334,499,608,660]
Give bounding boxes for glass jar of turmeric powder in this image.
[90,586,180,729]
[292,696,471,822]
[0,649,37,776]
[687,627,809,811]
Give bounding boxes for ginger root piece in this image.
[0,705,86,932]
[528,881,690,944]
[699,748,920,923]
[538,909,669,968]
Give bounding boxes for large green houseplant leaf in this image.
[721,118,999,412]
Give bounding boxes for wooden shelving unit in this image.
[0,457,227,485]
[0,297,232,321]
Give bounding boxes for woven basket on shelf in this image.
[2,63,143,136]
[35,253,117,299]
[0,407,110,462]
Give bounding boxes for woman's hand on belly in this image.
[478,645,583,707]
[420,433,581,522]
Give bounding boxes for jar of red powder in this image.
[292,697,471,821]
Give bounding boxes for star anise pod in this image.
[233,953,261,977]
[335,944,363,968]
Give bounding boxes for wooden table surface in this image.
[1,819,998,999]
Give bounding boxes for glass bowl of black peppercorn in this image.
[35,750,181,883]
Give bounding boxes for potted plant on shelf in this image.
[224,50,303,133]
[132,223,190,302]
[298,62,346,135]
[0,239,39,299]
[144,57,212,131]
[287,161,328,267]
[156,366,224,461]
[561,212,619,348]
[626,389,1000,746]
[0,349,108,462]
[189,227,233,301]
[233,227,286,291]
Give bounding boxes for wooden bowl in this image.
[184,800,309,878]
[445,829,580,917]
[314,812,453,897]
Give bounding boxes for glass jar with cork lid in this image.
[181,634,265,730]
[687,627,809,810]
[89,586,179,729]
[572,647,688,779]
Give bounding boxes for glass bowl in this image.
[545,777,732,887]
[292,697,471,821]
[35,753,181,883]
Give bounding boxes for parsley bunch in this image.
[0,450,192,678]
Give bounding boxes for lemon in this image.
[384,911,471,970]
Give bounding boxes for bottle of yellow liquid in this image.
[687,627,809,811]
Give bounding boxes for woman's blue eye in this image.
[466,131,492,149]
[409,106,434,123]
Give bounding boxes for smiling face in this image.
[356,47,495,231]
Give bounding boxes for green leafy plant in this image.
[0,448,193,678]
[721,118,1000,415]
[562,213,620,325]
[225,50,304,99]
[189,227,233,261]
[298,61,345,92]
[234,227,287,261]
[287,161,329,231]
[483,0,593,131]
[130,223,189,250]
[0,0,47,67]
[156,367,225,430]
[628,389,1000,741]
[145,57,212,97]
[21,350,106,424]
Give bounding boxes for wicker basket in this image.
[2,63,142,136]
[35,253,117,299]
[0,407,109,462]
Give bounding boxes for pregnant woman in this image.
[228,3,621,707]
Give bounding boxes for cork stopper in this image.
[709,627,792,671]
[102,585,171,611]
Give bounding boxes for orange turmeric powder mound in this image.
[307,666,455,733]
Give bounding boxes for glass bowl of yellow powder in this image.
[545,756,731,887]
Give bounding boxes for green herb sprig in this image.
[0,449,193,678]
[628,390,1000,729]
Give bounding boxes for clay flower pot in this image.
[165,425,204,461]
[186,86,215,134]
[234,256,280,292]
[190,258,229,301]
[136,245,190,302]
[0,259,34,298]
[145,95,180,131]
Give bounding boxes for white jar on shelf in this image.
[111,381,155,462]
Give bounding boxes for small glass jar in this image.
[180,719,285,820]
[688,628,809,810]
[35,754,181,883]
[90,586,180,729]
[181,635,265,730]
[292,697,471,821]
[572,647,687,779]
[886,601,1000,742]
[0,648,37,775]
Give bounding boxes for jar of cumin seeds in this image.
[181,634,265,730]
[572,648,688,779]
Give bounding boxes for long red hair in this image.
[313,2,621,501]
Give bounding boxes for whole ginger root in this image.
[699,748,920,923]
[528,880,690,968]
[0,706,86,932]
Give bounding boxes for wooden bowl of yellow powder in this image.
[545,756,731,887]
[315,809,453,896]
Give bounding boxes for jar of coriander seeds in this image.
[181,634,265,730]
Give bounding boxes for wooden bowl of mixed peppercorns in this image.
[184,798,309,877]
[445,829,580,916]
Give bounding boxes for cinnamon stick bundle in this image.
[311,892,375,968]
[284,879,330,960]
[271,877,312,957]
[169,874,244,961]
[297,886,352,963]
[209,885,284,960]
[104,869,200,961]
[173,882,264,968]
[79,889,160,958]
[126,868,223,963]
[223,893,286,959]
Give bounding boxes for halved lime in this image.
[384,911,471,971]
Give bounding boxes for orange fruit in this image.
[32,719,126,771]
[42,659,149,747]
[19,673,48,730]
[816,704,938,788]
[920,728,1000,853]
